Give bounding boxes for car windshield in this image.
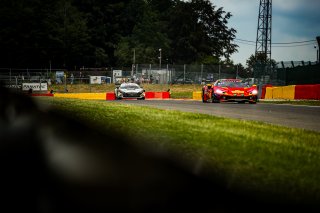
[215,81,248,88]
[120,85,140,90]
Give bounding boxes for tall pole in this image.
[255,0,272,82]
[132,49,135,76]
[236,65,239,79]
[316,36,320,63]
[166,63,169,84]
[255,0,272,61]
[183,64,186,83]
[201,64,203,83]
[159,49,162,71]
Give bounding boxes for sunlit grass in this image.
[49,83,200,97]
[40,97,320,204]
[260,100,320,106]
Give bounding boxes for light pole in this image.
[236,65,239,79]
[159,48,162,71]
[132,49,136,76]
[315,46,319,64]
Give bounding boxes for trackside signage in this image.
[22,83,48,91]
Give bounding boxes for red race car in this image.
[202,79,258,104]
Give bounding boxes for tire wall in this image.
[263,84,320,100]
[193,91,202,100]
[54,93,106,100]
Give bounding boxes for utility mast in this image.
[255,0,272,61]
[255,0,272,94]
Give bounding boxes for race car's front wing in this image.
[214,94,257,102]
[116,91,145,99]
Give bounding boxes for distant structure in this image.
[255,0,272,61]
[316,36,320,63]
[254,0,272,86]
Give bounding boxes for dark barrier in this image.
[260,84,272,99]
[30,93,54,97]
[145,92,155,99]
[162,92,170,99]
[106,93,116,100]
[286,64,320,85]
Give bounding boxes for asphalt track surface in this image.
[117,99,320,132]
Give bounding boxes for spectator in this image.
[70,74,74,84]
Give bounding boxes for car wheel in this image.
[212,95,219,103]
[202,90,206,103]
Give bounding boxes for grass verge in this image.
[39,97,320,205]
[260,100,320,106]
[49,83,199,99]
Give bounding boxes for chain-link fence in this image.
[1,61,319,89]
[0,64,242,87]
[253,61,320,86]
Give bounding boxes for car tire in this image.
[212,95,220,103]
[202,90,206,103]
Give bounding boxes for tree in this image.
[0,0,239,69]
[246,53,276,70]
[115,2,171,65]
[246,53,276,78]
[167,0,238,64]
[0,0,92,68]
[235,63,253,78]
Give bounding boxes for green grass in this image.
[169,91,193,99]
[49,83,199,99]
[39,97,320,204]
[260,100,320,106]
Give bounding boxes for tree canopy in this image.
[0,0,238,69]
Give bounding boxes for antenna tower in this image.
[255,0,272,61]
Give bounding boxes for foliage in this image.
[0,0,238,69]
[246,53,277,71]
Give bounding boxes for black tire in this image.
[212,94,220,103]
[115,94,122,100]
[202,90,206,103]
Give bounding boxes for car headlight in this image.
[251,89,258,95]
[215,89,223,94]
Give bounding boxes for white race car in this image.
[114,83,145,100]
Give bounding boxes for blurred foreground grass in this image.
[39,97,320,205]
